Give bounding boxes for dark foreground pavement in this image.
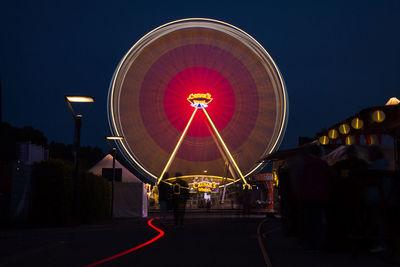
[0,213,265,267]
[260,217,398,267]
[1,212,397,267]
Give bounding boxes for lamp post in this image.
[65,95,94,218]
[105,136,124,218]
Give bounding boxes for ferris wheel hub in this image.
[187,93,213,109]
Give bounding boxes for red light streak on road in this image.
[85,218,165,267]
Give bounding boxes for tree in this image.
[48,142,105,170]
[0,122,47,163]
[30,159,110,226]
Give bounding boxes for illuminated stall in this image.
[316,97,400,171]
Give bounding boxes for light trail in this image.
[84,218,165,267]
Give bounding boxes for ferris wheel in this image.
[108,18,288,186]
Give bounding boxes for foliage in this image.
[30,159,74,225]
[79,172,110,223]
[48,142,105,170]
[0,123,104,170]
[30,159,110,226]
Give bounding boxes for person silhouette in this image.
[158,173,171,227]
[172,174,189,228]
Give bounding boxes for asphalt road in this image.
[1,213,395,267]
[259,217,396,267]
[0,214,267,267]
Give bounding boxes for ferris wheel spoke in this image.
[156,108,198,185]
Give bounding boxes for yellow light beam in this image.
[156,108,198,185]
[202,108,249,186]
[205,121,239,181]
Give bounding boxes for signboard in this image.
[189,177,219,193]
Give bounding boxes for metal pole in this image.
[111,148,116,218]
[395,135,400,171]
[73,115,82,218]
[220,162,229,204]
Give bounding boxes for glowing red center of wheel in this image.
[163,67,235,138]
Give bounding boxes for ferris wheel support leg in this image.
[206,122,240,181]
[156,108,198,185]
[205,123,233,176]
[202,109,250,188]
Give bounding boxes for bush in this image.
[30,159,74,225]
[79,172,110,223]
[30,159,110,226]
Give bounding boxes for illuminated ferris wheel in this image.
[108,18,288,186]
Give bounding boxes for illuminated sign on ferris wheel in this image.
[187,93,213,109]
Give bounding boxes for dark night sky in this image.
[1,0,399,152]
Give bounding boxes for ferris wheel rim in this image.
[107,18,289,182]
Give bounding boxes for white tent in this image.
[89,154,142,183]
[89,154,147,218]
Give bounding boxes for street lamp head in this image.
[65,96,95,103]
[65,95,95,118]
[106,136,124,140]
[105,136,124,151]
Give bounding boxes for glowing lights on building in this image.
[318,135,329,145]
[315,96,400,147]
[328,129,338,139]
[345,135,354,145]
[372,110,385,123]
[351,117,364,130]
[339,123,350,135]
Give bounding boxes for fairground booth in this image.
[316,97,399,170]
